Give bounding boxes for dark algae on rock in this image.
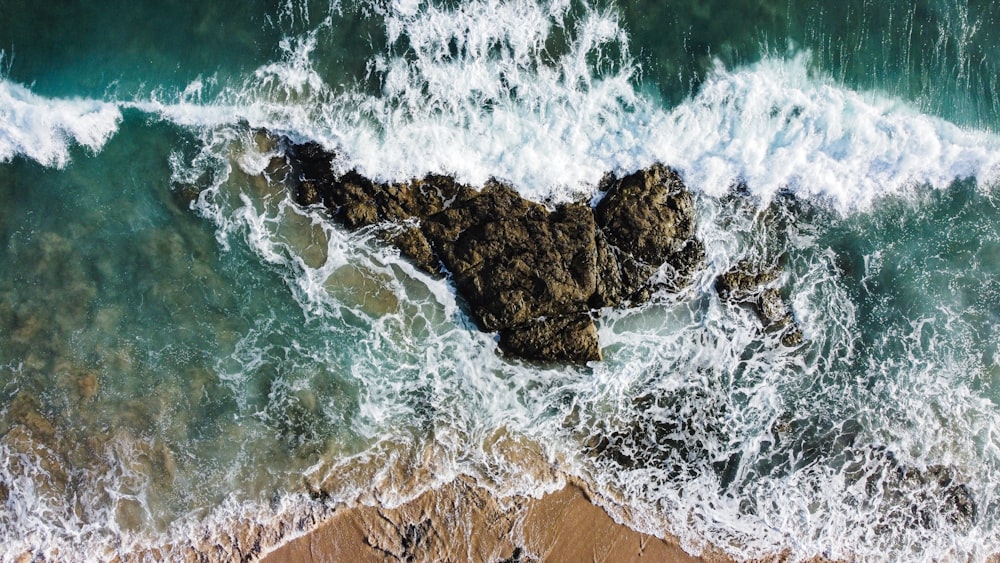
[285,140,705,363]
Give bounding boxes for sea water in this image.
[1,0,999,561]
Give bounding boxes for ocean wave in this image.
[138,1,1000,214]
[656,54,1000,211]
[0,79,122,168]
[153,3,1000,560]
[3,1,999,204]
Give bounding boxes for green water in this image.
[3,0,998,127]
[622,0,1000,128]
[2,121,238,517]
[1,0,1000,561]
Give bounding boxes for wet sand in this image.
[261,477,733,563]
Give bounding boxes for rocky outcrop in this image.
[594,164,705,305]
[284,140,705,363]
[497,314,601,364]
[716,259,803,346]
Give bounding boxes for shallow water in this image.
[1,1,999,561]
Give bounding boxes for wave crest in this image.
[0,79,122,168]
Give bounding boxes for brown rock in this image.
[757,287,788,325]
[283,140,705,363]
[859,451,979,532]
[594,164,705,303]
[422,184,599,333]
[294,161,460,230]
[386,226,440,275]
[716,260,804,347]
[76,372,99,401]
[780,325,804,347]
[296,180,322,206]
[715,259,780,302]
[592,229,625,308]
[286,141,336,204]
[498,314,602,363]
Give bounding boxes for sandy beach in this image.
[261,478,732,563]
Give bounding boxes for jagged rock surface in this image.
[421,184,598,332]
[284,140,705,363]
[497,314,602,364]
[594,164,705,305]
[715,259,803,346]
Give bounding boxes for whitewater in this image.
[1,0,999,561]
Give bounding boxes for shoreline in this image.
[260,477,734,563]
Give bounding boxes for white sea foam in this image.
[0,425,336,560]
[0,79,122,168]
[313,0,647,200]
[134,0,1000,215]
[654,54,1000,210]
[147,2,1000,560]
[157,115,1000,563]
[129,0,648,201]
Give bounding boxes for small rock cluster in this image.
[716,259,803,346]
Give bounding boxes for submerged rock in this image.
[716,259,803,346]
[498,314,601,363]
[715,259,780,302]
[849,447,979,532]
[923,465,978,528]
[284,139,704,363]
[75,371,100,401]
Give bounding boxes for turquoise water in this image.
[1,1,999,561]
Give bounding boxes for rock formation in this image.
[284,140,705,363]
[716,259,803,346]
[593,164,705,303]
